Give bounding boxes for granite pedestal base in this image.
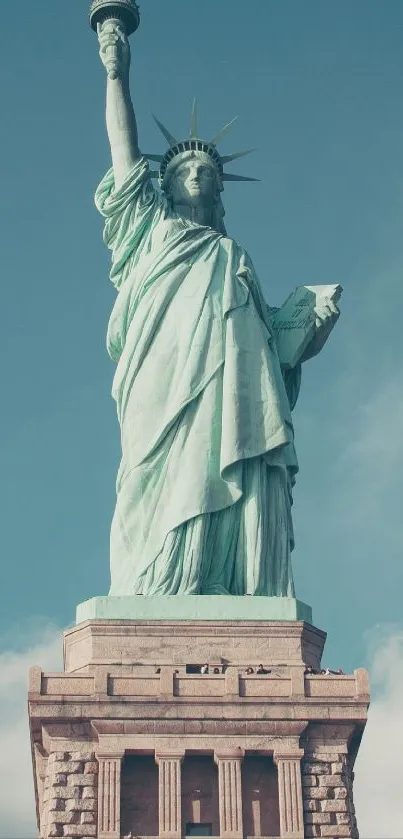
[29,615,369,839]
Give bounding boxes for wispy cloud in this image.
[0,622,63,839]
[354,626,403,838]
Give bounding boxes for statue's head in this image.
[162,150,226,232]
[147,103,258,234]
[163,151,220,208]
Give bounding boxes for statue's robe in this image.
[95,158,300,596]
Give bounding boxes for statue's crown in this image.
[146,101,258,187]
[159,138,224,185]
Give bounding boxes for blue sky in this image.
[1,2,403,833]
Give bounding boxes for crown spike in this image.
[153,115,178,147]
[210,117,238,146]
[221,149,256,164]
[190,99,198,139]
[222,173,260,182]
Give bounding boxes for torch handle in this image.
[97,18,127,80]
[106,44,119,81]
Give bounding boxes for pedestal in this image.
[29,615,369,839]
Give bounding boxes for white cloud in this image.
[0,622,63,839]
[354,627,403,838]
[0,622,402,838]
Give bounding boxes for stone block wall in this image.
[40,751,98,839]
[302,752,358,839]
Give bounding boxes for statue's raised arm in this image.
[97,20,141,188]
[94,13,163,297]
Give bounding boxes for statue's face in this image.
[169,158,216,208]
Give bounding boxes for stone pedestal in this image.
[29,616,369,839]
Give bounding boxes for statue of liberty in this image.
[94,16,339,598]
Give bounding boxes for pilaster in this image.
[155,750,184,838]
[97,751,124,839]
[274,749,305,839]
[214,748,244,839]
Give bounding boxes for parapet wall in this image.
[31,664,369,703]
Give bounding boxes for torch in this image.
[89,0,140,79]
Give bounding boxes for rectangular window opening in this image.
[185,823,213,836]
[186,664,202,673]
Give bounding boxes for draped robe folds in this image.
[95,158,301,596]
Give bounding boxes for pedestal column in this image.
[155,750,184,838]
[274,750,304,839]
[97,751,124,839]
[215,748,244,839]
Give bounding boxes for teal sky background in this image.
[1,0,403,678]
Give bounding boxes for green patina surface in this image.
[90,23,341,603]
[76,595,312,624]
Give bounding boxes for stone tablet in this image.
[271,284,342,369]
